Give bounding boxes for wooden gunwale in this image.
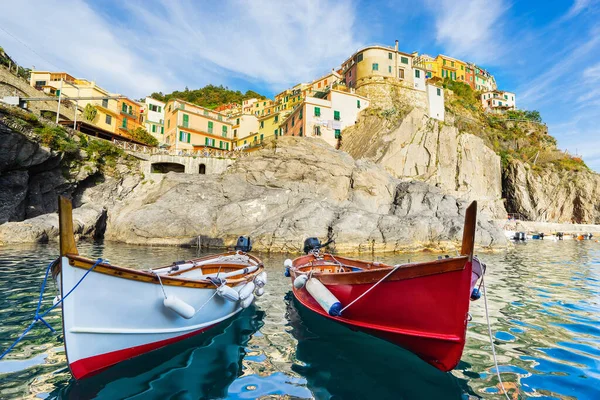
[292,256,468,285]
[67,254,263,288]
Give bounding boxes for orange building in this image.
[116,98,145,138]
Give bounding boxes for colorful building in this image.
[231,113,260,149]
[281,88,370,147]
[475,66,497,91]
[481,90,516,113]
[163,99,234,151]
[116,98,145,136]
[144,97,165,144]
[434,55,466,82]
[464,63,476,89]
[340,42,416,89]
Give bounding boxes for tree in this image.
[128,127,158,146]
[149,84,267,109]
[83,104,98,122]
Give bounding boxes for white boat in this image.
[54,197,267,380]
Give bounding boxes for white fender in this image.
[294,274,309,289]
[217,285,240,302]
[254,271,268,288]
[255,287,265,297]
[163,295,195,319]
[305,278,342,316]
[238,282,256,301]
[284,259,293,268]
[240,293,254,308]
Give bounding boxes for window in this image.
[504,95,508,100]
[274,128,278,136]
[299,109,303,119]
[102,99,108,108]
[161,126,164,134]
[167,120,170,128]
[225,142,229,150]
[334,111,340,121]
[219,141,224,149]
[415,69,421,78]
[253,136,257,142]
[208,121,213,134]
[357,100,361,109]
[234,129,237,137]
[372,63,379,71]
[35,80,46,87]
[388,52,393,60]
[218,115,222,121]
[105,115,112,125]
[236,118,240,125]
[128,105,133,114]
[179,131,190,143]
[222,126,227,137]
[121,103,128,112]
[443,59,446,65]
[204,110,209,116]
[314,107,320,117]
[442,70,447,78]
[299,127,303,137]
[121,117,127,128]
[275,115,279,123]
[158,106,162,112]
[461,65,464,70]
[314,126,321,136]
[182,114,189,128]
[399,68,405,79]
[260,134,264,141]
[152,125,156,133]
[437,88,441,96]
[292,116,295,127]
[401,56,409,64]
[451,61,455,67]
[357,53,363,62]
[470,76,473,82]
[388,65,392,73]
[168,105,172,112]
[318,82,322,88]
[335,129,341,139]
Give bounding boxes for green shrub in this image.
[34,126,78,153]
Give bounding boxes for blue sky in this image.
[1,0,599,170]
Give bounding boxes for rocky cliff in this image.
[104,137,505,252]
[343,83,505,218]
[503,159,600,223]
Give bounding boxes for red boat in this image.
[286,201,484,372]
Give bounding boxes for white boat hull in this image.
[58,256,251,379]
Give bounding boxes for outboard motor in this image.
[303,237,335,254]
[303,237,322,254]
[513,232,526,241]
[557,232,564,240]
[540,232,545,240]
[235,236,252,252]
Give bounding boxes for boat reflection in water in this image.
[285,293,467,399]
[52,306,265,399]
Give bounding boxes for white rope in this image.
[339,264,401,315]
[482,274,511,400]
[193,290,219,316]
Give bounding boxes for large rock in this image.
[105,137,506,253]
[503,159,600,223]
[342,106,506,218]
[0,203,107,244]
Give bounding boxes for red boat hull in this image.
[290,259,473,372]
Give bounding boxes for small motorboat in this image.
[285,201,484,372]
[54,197,267,379]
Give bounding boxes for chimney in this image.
[395,40,398,52]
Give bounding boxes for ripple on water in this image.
[0,241,599,399]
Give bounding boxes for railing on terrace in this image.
[112,139,247,159]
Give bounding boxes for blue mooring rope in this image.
[0,257,103,360]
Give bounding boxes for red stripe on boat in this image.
[69,325,214,380]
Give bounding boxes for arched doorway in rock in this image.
[199,164,206,174]
[151,162,185,173]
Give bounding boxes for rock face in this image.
[342,107,506,218]
[503,160,600,223]
[105,137,506,253]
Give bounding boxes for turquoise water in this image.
[0,240,599,399]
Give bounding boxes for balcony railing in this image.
[112,139,248,159]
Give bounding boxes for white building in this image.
[144,97,166,143]
[481,90,516,113]
[413,66,426,92]
[282,88,370,147]
[426,84,445,121]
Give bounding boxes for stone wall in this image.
[141,154,235,176]
[356,78,428,111]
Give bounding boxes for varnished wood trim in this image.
[461,201,477,260]
[291,255,467,285]
[67,255,263,288]
[58,196,78,257]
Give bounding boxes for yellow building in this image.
[164,99,234,151]
[433,55,466,82]
[231,113,259,149]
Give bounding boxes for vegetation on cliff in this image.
[150,84,266,109]
[0,104,129,174]
[442,79,588,172]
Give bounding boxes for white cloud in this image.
[0,0,171,98]
[583,63,600,81]
[0,0,361,98]
[425,0,508,64]
[563,0,598,20]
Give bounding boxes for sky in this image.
[1,0,599,170]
